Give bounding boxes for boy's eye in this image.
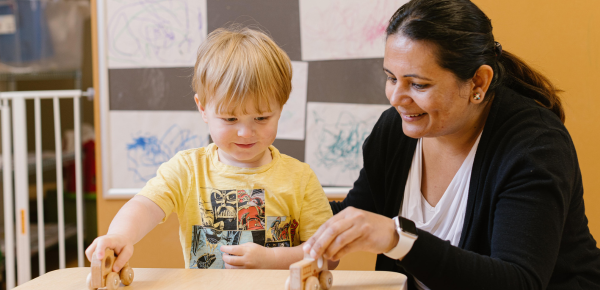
[223,118,237,122]
[255,116,269,121]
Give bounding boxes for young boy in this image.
[85,27,334,271]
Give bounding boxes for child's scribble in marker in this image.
[107,0,206,66]
[126,124,205,183]
[313,111,372,171]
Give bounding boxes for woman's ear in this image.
[194,94,209,123]
[471,65,494,103]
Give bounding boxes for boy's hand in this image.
[85,234,134,272]
[220,243,276,269]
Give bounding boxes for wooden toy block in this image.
[87,249,134,290]
[286,254,333,290]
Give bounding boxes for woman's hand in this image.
[302,207,399,261]
[220,243,277,269]
[85,234,134,272]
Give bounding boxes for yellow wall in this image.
[475,0,600,237]
[92,0,600,269]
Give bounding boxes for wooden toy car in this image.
[286,254,333,290]
[87,249,134,290]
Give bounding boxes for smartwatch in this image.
[384,216,418,260]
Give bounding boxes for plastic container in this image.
[0,0,89,74]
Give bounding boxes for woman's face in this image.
[384,34,480,139]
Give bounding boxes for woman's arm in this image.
[306,130,583,290]
[398,130,575,290]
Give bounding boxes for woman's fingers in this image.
[322,221,364,260]
[331,243,354,261]
[304,207,399,260]
[308,215,356,259]
[304,215,338,248]
[303,207,355,254]
[320,208,371,259]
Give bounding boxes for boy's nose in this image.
[237,126,254,138]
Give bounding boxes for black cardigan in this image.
[331,86,600,290]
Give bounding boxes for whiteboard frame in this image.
[97,0,116,199]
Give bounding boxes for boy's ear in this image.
[194,94,209,123]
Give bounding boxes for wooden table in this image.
[14,267,407,290]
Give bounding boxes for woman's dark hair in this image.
[386,0,565,122]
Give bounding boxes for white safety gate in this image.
[1,89,93,289]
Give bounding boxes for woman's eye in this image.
[386,76,397,83]
[412,83,429,90]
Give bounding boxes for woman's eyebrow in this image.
[383,68,432,81]
[402,74,433,81]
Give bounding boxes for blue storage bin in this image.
[0,0,54,65]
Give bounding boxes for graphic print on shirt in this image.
[289,219,299,242]
[210,189,238,230]
[237,189,265,230]
[190,227,256,269]
[265,216,293,248]
[197,200,214,227]
[189,188,271,269]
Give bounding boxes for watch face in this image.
[399,217,417,235]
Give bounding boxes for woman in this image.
[302,0,600,289]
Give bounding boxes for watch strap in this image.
[383,216,417,260]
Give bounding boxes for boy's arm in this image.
[85,195,165,271]
[220,243,339,269]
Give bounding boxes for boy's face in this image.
[196,95,281,168]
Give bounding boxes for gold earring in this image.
[473,93,481,100]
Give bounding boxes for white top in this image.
[401,133,482,290]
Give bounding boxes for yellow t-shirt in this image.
[137,144,333,269]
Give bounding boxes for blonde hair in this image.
[192,26,292,115]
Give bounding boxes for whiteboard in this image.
[97,0,396,198]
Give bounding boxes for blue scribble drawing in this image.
[312,111,373,172]
[305,103,388,186]
[107,0,206,67]
[126,124,206,183]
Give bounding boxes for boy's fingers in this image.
[94,240,112,260]
[220,245,245,256]
[95,238,121,260]
[222,253,244,266]
[224,262,245,269]
[112,247,133,272]
[85,240,98,262]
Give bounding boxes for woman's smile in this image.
[401,112,428,122]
